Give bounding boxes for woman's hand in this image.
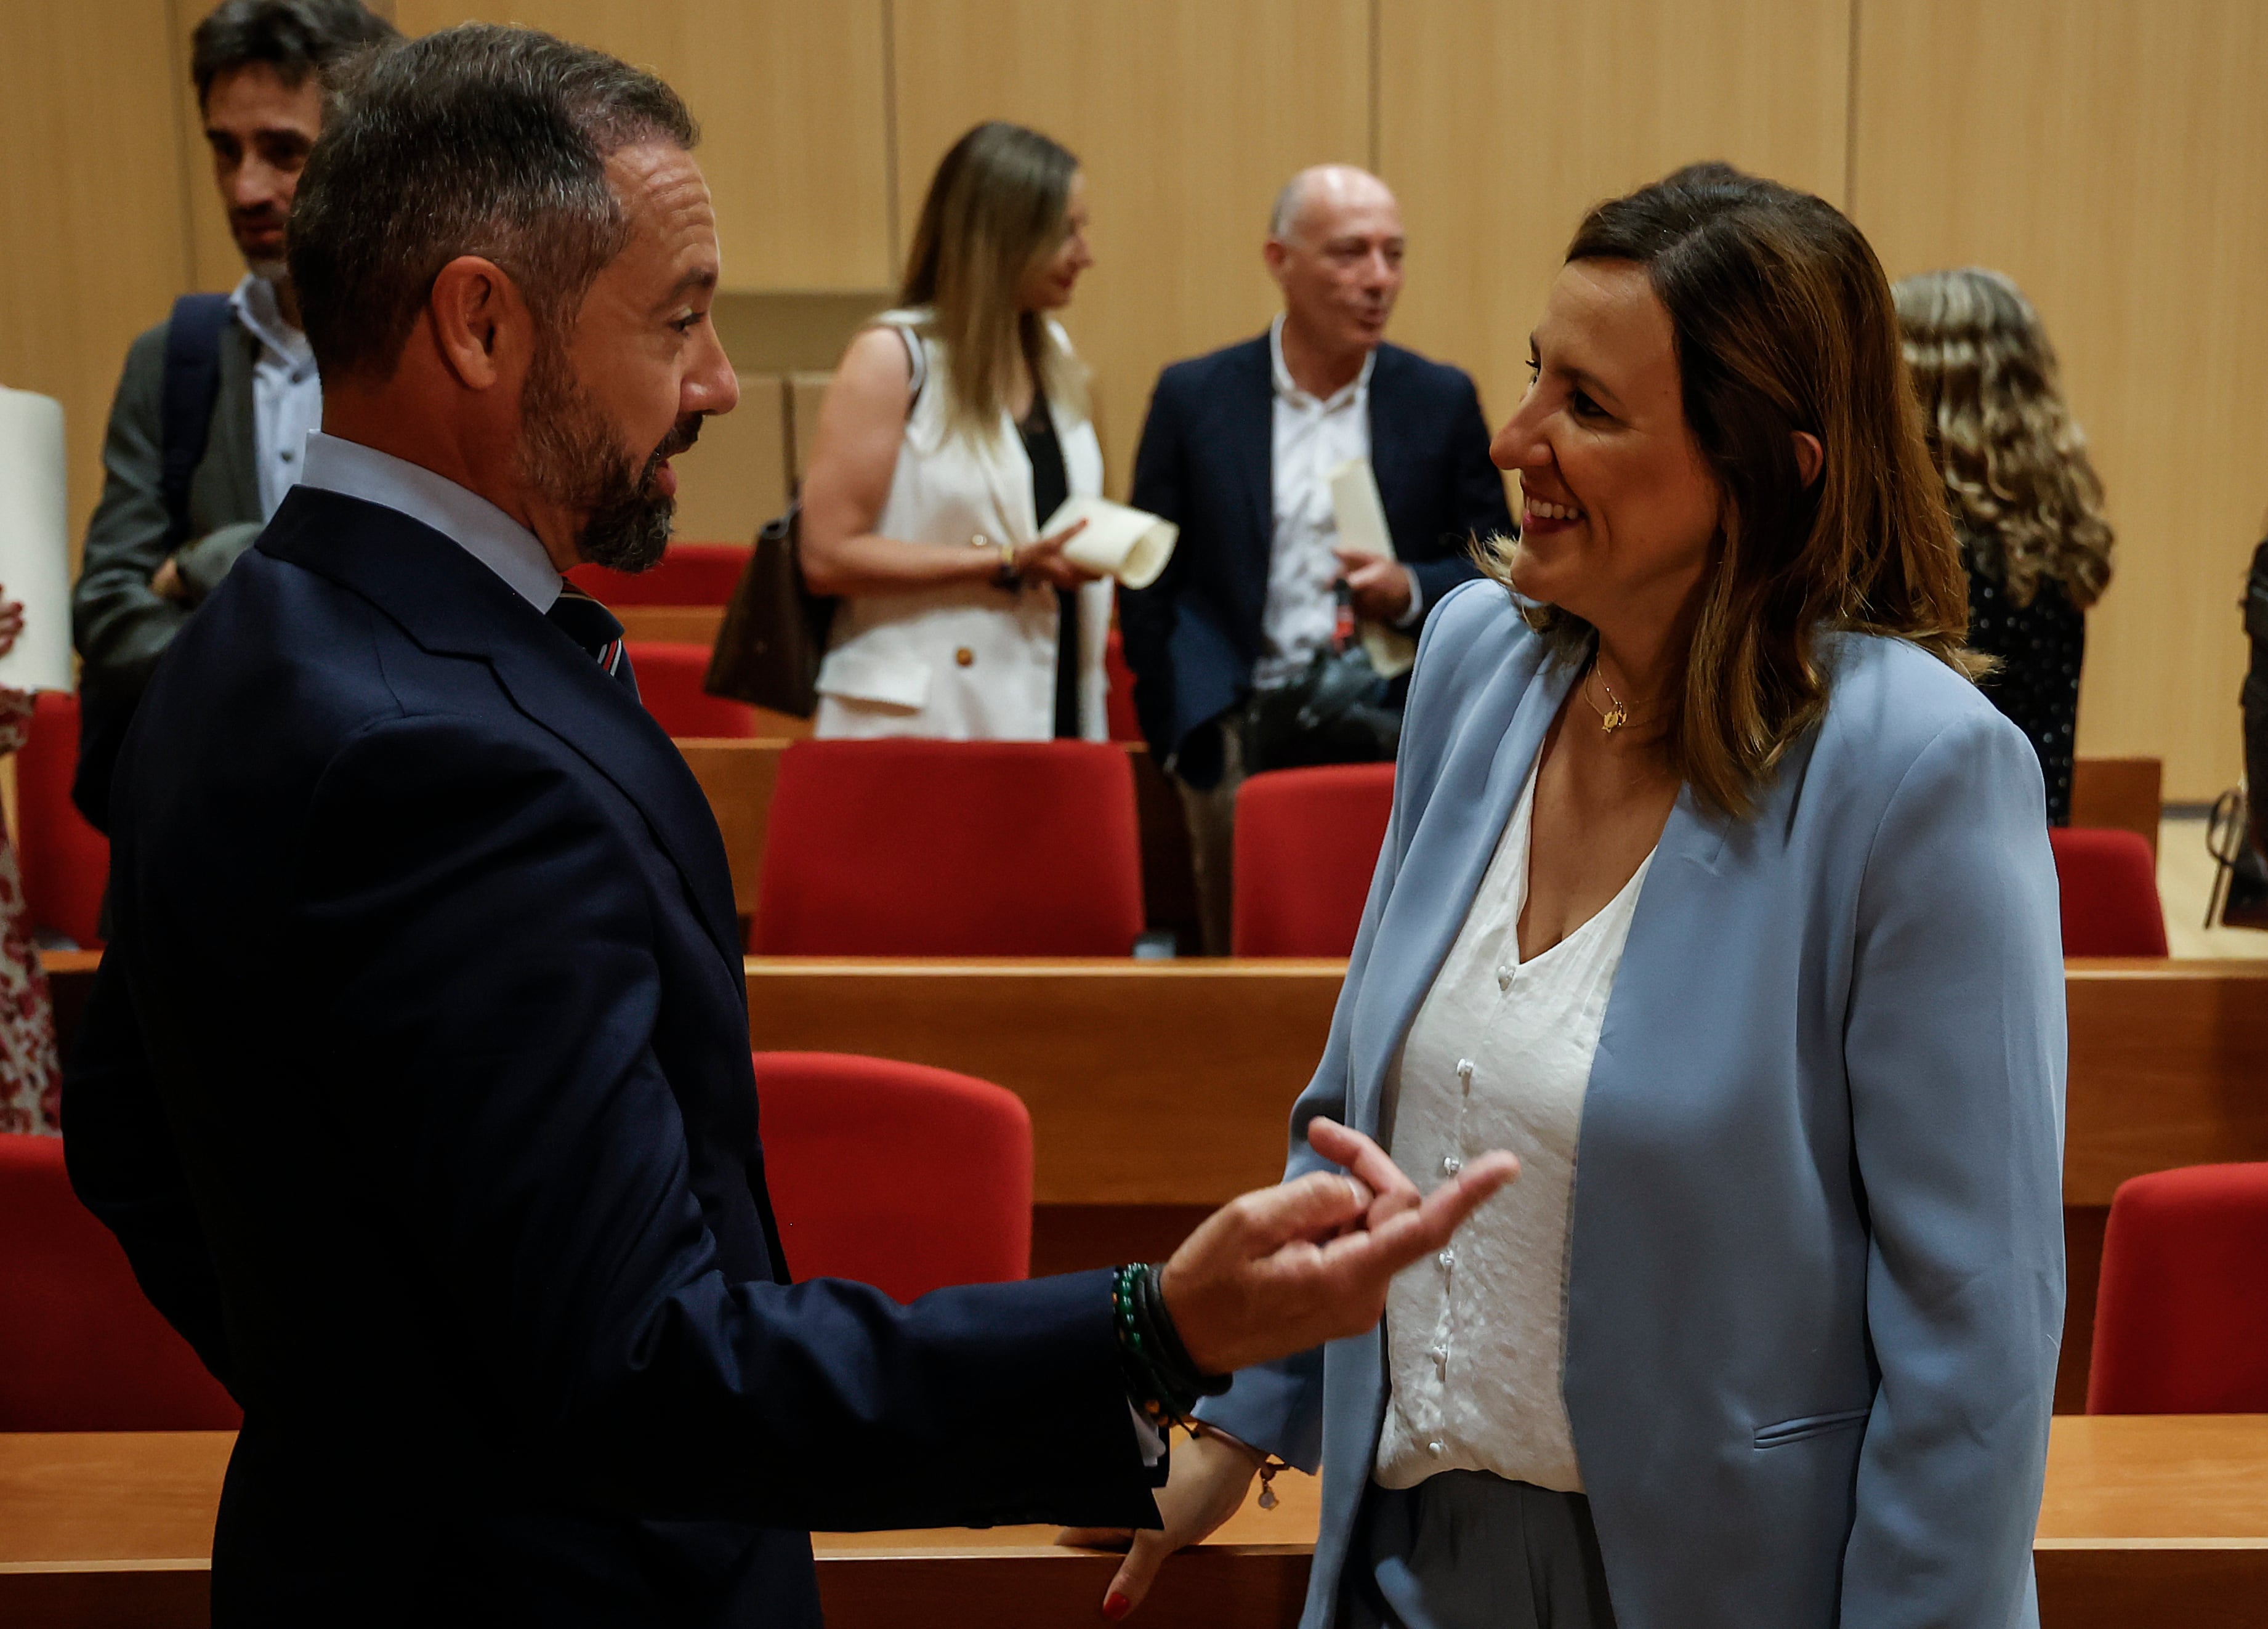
[1057,1426,1262,1620]
[0,589,23,660]
[1013,517,1100,589]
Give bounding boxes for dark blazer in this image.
[63,487,1156,1627]
[1118,334,1514,777]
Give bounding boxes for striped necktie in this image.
[548,580,639,699]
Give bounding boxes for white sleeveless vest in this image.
[813,309,1111,740]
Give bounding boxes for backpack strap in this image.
[158,293,236,544]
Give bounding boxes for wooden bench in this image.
[2069,757,2164,860]
[6,1417,2260,1628]
[36,953,2263,1410]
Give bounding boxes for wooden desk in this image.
[6,1418,2261,1628]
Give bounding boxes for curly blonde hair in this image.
[1893,269,2115,610]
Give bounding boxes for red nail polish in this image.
[1103,1591,1132,1620]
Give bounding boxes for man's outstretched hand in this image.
[1160,1117,1517,1376]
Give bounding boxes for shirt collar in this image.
[1269,312,1375,411]
[228,273,313,366]
[299,432,563,612]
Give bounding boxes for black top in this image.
[1019,394,1079,738]
[1964,533,2085,825]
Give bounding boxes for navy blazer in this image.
[63,488,1158,1627]
[1118,334,1514,778]
[1200,582,2066,1628]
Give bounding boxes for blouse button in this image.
[1442,1155,1462,1175]
[1496,966,1512,990]
[1428,1440,1446,1457]
[1435,1249,1455,1271]
[1455,1058,1475,1081]
[954,647,975,667]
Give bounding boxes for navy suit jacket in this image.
[1118,334,1513,777]
[62,488,1157,1627]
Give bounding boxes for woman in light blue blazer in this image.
[1079,164,2065,1627]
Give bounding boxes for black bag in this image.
[2216,538,2268,929]
[1242,644,1403,775]
[703,501,836,719]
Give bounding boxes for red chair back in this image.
[0,1133,240,1429]
[2088,1162,2268,1413]
[567,541,750,607]
[752,739,1143,956]
[626,642,759,739]
[1232,764,1396,956]
[1104,626,1142,743]
[17,692,108,948]
[752,1051,1030,1300]
[2049,826,2167,956]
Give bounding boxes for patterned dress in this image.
[0,692,62,1134]
[1964,533,2085,826]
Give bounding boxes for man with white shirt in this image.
[60,28,1517,1625]
[71,0,395,831]
[1121,165,1514,953]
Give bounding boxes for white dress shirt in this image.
[229,274,324,520]
[1374,759,1656,1495]
[1255,315,1373,690]
[298,432,562,612]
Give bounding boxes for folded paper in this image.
[1043,495,1179,589]
[1330,456,1416,680]
[0,389,75,693]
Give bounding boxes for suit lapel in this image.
[260,490,745,972]
[1365,345,1414,542]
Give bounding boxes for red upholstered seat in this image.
[2049,826,2167,956]
[626,641,759,739]
[1104,626,1142,743]
[17,691,108,948]
[567,541,750,606]
[751,1051,1031,1300]
[2088,1162,2268,1413]
[0,1133,240,1429]
[1232,764,1396,957]
[751,739,1143,956]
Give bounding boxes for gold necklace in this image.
[1583,665,1630,734]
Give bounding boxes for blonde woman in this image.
[799,122,1107,739]
[1895,268,2115,823]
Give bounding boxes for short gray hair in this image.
[287,24,697,381]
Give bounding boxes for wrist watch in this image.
[974,532,1021,591]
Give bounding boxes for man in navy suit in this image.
[1120,166,1514,952]
[59,30,1514,1627]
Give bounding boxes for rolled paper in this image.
[1043,495,1179,589]
[1330,456,1416,679]
[0,389,75,693]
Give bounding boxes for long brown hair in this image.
[1487,163,1979,817]
[899,121,1086,442]
[1894,268,2115,610]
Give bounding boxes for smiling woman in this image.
[1105,163,2067,1629]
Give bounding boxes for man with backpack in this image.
[71,0,395,833]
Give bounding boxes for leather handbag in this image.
[1241,643,1403,774]
[703,501,836,719]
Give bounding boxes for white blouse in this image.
[1374,759,1656,1494]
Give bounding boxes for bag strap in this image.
[159,293,235,545]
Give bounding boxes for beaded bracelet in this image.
[1113,1261,1230,1429]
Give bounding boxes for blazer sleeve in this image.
[1837,708,2066,1623]
[63,954,240,1396]
[73,326,195,687]
[1405,371,1509,618]
[231,713,1157,1532]
[1119,370,1187,758]
[1191,583,1476,1469]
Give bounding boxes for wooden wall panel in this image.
[671,372,788,543]
[1853,0,2268,802]
[0,4,198,548]
[1379,0,1852,475]
[889,0,1372,495]
[395,1,894,293]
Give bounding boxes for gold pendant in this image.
[1600,705,1627,734]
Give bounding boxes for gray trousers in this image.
[1171,714,1251,957]
[1339,1471,1618,1629]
